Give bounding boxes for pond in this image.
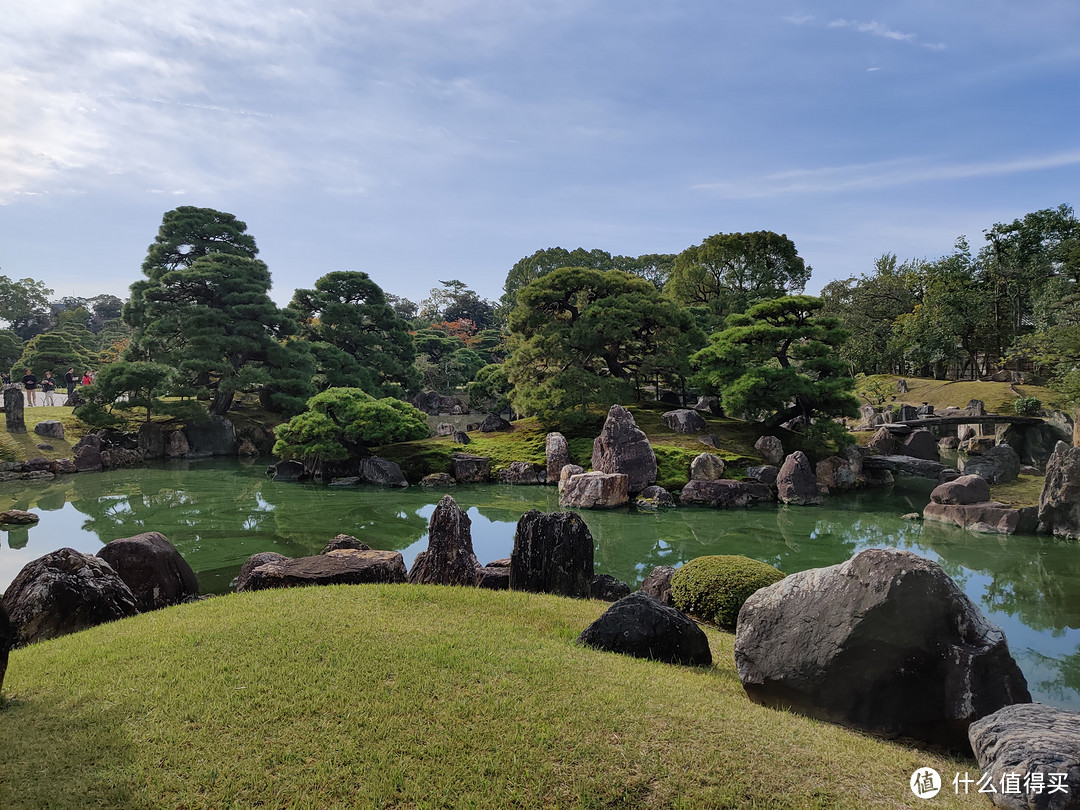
[1,457,1078,710]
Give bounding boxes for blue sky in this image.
[2,1,1079,307]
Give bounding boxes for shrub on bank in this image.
[670,555,785,630]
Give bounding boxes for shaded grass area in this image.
[990,474,1046,509]
[1,585,982,809]
[857,375,1064,414]
[378,404,773,490]
[0,405,89,463]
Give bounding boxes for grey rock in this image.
[558,464,585,494]
[97,531,199,612]
[690,452,726,480]
[34,420,65,440]
[239,549,407,591]
[3,548,138,645]
[451,430,470,444]
[638,565,676,606]
[867,426,899,455]
[931,474,991,505]
[776,451,822,505]
[408,494,480,586]
[923,502,1025,535]
[939,436,960,450]
[509,510,594,598]
[1038,442,1080,539]
[50,458,77,475]
[164,429,190,458]
[862,454,948,480]
[73,444,103,472]
[754,435,785,466]
[960,444,1021,484]
[662,408,708,433]
[3,387,25,433]
[746,465,779,486]
[436,422,455,436]
[0,509,38,524]
[591,405,656,493]
[735,548,1030,752]
[321,535,370,554]
[900,429,940,462]
[678,479,752,508]
[185,415,237,456]
[451,453,490,483]
[496,461,546,485]
[545,432,569,485]
[479,413,512,432]
[137,422,165,459]
[559,471,629,509]
[358,456,408,487]
[578,592,711,666]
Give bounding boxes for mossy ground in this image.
[856,375,1064,414]
[0,585,983,809]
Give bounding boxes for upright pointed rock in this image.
[591,405,656,493]
[408,495,480,586]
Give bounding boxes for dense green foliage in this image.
[73,361,195,426]
[693,296,858,433]
[670,555,786,630]
[274,387,429,461]
[12,329,93,381]
[505,268,704,428]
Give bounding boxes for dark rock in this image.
[900,429,940,461]
[690,452,725,480]
[408,495,480,586]
[734,548,1031,753]
[451,430,470,444]
[35,443,53,451]
[754,435,784,466]
[591,405,657,493]
[185,415,238,456]
[923,502,1024,535]
[698,433,721,449]
[638,565,676,606]
[98,428,137,450]
[33,420,65,440]
[0,600,13,693]
[164,429,190,458]
[898,404,919,422]
[239,549,407,591]
[74,434,103,453]
[559,472,629,509]
[100,448,142,469]
[776,451,822,505]
[966,399,986,417]
[136,422,165,459]
[917,403,934,416]
[939,436,960,450]
[235,552,290,591]
[657,390,681,406]
[931,474,991,505]
[896,378,908,394]
[0,509,38,524]
[479,413,512,432]
[746,465,779,485]
[3,548,139,645]
[358,456,408,487]
[50,458,77,474]
[20,470,54,481]
[3,387,25,434]
[269,459,307,482]
[451,453,490,483]
[1002,422,1071,469]
[1038,441,1080,539]
[866,426,899,455]
[968,703,1080,810]
[475,566,509,590]
[590,574,632,602]
[409,390,468,415]
[487,557,511,568]
[321,535,370,554]
[22,457,51,472]
[635,485,674,510]
[545,432,569,484]
[510,510,594,598]
[97,531,199,612]
[497,461,546,485]
[960,444,1021,484]
[578,592,711,666]
[862,454,948,480]
[436,422,455,436]
[662,408,707,433]
[420,472,457,487]
[938,468,961,483]
[678,479,751,508]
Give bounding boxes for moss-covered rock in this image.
[670,555,785,630]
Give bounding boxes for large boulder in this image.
[866,427,899,455]
[451,453,490,483]
[734,548,1031,752]
[638,565,676,606]
[661,409,707,433]
[268,459,306,482]
[591,405,656,493]
[409,390,467,415]
[509,510,594,598]
[407,495,480,586]
[589,574,632,602]
[959,443,1021,484]
[1039,441,1080,539]
[137,422,165,459]
[96,531,199,612]
[690,452,726,480]
[234,551,290,591]
[678,479,751,508]
[0,600,14,693]
[358,456,409,487]
[544,432,569,485]
[754,435,784,466]
[479,413,512,432]
[2,548,139,645]
[558,471,629,509]
[185,415,238,456]
[558,464,585,493]
[73,443,103,472]
[968,703,1080,810]
[923,502,1029,535]
[164,429,190,459]
[3,387,25,433]
[931,474,991,505]
[34,420,65,440]
[900,429,940,461]
[776,451,822,505]
[238,549,407,591]
[745,465,779,486]
[578,592,712,666]
[815,448,865,494]
[496,461,546,485]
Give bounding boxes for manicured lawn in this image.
[1,585,983,809]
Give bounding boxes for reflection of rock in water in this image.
[5,528,29,549]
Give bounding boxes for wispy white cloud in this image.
[828,18,945,50]
[783,14,814,25]
[692,150,1080,198]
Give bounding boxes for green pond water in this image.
[1,457,1078,710]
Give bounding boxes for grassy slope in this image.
[856,375,1064,414]
[0,405,89,463]
[1,585,982,809]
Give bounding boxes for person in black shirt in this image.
[22,369,37,406]
[65,368,76,398]
[41,371,56,406]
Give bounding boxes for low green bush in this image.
[1012,395,1042,416]
[670,555,786,630]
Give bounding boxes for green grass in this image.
[989,474,1045,509]
[0,585,982,809]
[0,405,89,463]
[857,375,1064,414]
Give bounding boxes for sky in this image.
[2,0,1079,307]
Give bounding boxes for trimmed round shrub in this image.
[670,555,785,630]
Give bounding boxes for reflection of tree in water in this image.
[1032,648,1080,703]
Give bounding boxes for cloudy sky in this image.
[2,1,1079,306]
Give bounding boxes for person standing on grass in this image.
[65,368,76,398]
[41,371,56,406]
[82,370,91,387]
[22,369,37,406]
